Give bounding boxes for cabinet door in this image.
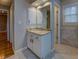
[33,36,41,57]
[27,33,33,50]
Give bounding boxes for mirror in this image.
[28,1,50,30]
[36,3,50,30]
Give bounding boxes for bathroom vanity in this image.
[27,29,51,58]
[27,0,51,58]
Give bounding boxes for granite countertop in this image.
[27,28,50,35]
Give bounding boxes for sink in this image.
[27,28,50,35]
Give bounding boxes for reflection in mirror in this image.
[36,4,50,30]
[29,1,50,30]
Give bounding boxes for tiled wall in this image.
[62,25,78,47]
[61,0,78,48]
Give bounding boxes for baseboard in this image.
[51,48,55,53]
[14,46,27,53]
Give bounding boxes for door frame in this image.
[0,9,9,40]
[54,2,61,44]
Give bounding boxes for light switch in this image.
[18,21,21,24]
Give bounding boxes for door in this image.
[47,10,50,30]
[0,13,7,32]
[54,5,60,44]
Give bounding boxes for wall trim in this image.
[14,46,27,53]
[51,48,55,52]
[54,2,61,44]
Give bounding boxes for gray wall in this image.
[61,0,78,47]
[14,0,29,50]
[62,25,78,47]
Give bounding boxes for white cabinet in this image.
[33,37,41,57]
[27,33,33,50]
[27,31,51,59]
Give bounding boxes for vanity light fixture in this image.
[43,2,50,7]
[32,0,41,7]
[34,3,39,7]
[38,0,49,3]
[37,2,50,9]
[37,6,42,9]
[32,0,49,8]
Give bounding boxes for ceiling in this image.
[0,0,11,7]
[27,0,36,3]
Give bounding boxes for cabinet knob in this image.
[30,39,33,43]
[35,37,39,39]
[31,35,33,37]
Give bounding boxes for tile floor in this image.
[6,44,78,59]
